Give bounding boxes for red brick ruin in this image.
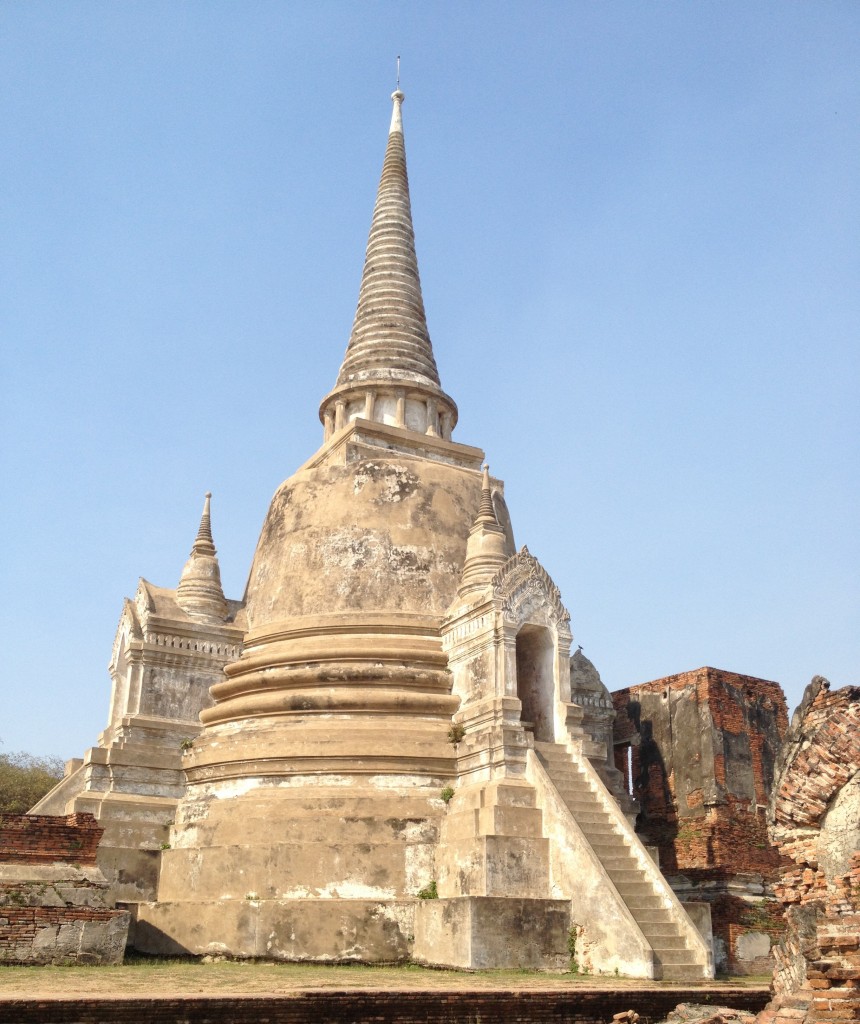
[0,812,128,964]
[613,667,789,974]
[759,677,860,1024]
[0,812,103,865]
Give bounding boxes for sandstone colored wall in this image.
[759,677,860,1024]
[613,668,788,974]
[0,813,128,965]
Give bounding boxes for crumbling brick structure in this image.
[0,813,128,964]
[613,668,788,974]
[759,677,860,1024]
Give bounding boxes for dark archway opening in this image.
[515,625,555,743]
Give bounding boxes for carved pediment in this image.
[490,546,571,627]
[135,578,156,618]
[109,598,143,674]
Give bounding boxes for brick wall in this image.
[0,904,122,961]
[612,668,788,975]
[758,678,860,1024]
[0,812,103,865]
[0,812,128,964]
[0,987,771,1024]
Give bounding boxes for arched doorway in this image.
[515,624,555,742]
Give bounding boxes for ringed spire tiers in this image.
[319,90,458,442]
[176,492,228,622]
[458,464,509,597]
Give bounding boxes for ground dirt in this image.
[0,958,771,999]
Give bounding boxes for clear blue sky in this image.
[1,2,857,759]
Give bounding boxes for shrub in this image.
[0,751,64,813]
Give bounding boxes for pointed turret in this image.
[319,90,458,442]
[458,465,509,598]
[176,493,228,622]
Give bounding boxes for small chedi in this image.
[30,88,714,977]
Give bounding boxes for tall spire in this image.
[319,89,458,442]
[177,493,228,622]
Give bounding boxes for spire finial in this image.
[390,86,404,133]
[396,55,400,91]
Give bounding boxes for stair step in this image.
[606,868,647,884]
[607,874,650,888]
[639,922,683,937]
[571,812,614,825]
[557,788,595,800]
[566,802,603,812]
[655,948,701,965]
[634,909,675,924]
[660,965,708,981]
[645,935,688,950]
[599,855,639,868]
[621,897,664,910]
[611,881,656,894]
[534,743,568,756]
[643,932,686,946]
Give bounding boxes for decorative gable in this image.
[491,546,571,634]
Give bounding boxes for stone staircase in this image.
[534,740,709,981]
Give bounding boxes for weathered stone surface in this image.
[0,814,128,964]
[414,896,570,970]
[133,897,416,961]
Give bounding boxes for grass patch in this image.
[0,956,772,999]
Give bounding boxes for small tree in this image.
[0,752,64,814]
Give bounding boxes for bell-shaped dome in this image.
[243,455,481,633]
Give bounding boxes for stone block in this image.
[436,835,551,898]
[413,895,570,969]
[134,898,414,961]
